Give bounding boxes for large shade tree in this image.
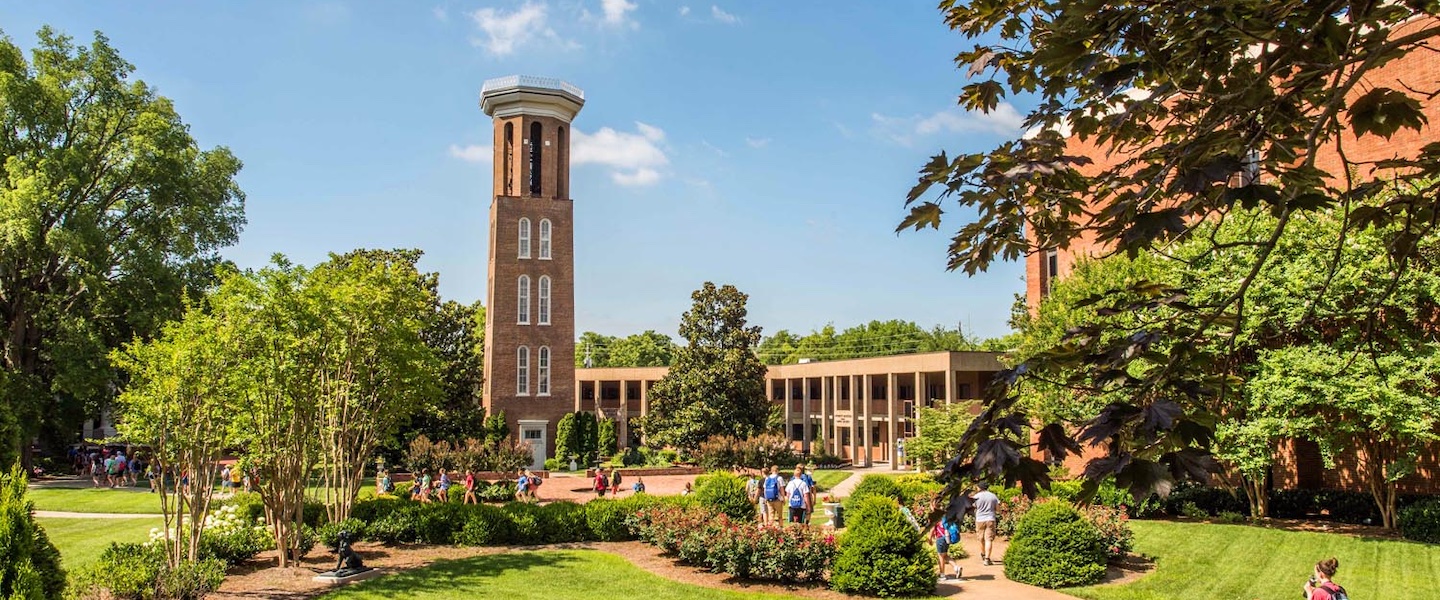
[901,0,1440,510]
[642,282,769,452]
[0,27,244,465]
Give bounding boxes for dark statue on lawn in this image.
[326,530,371,578]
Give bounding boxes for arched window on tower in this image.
[537,346,550,396]
[517,275,531,324]
[518,218,531,259]
[538,219,551,260]
[538,275,551,325]
[529,122,543,196]
[503,122,514,195]
[517,346,530,395]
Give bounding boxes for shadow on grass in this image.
[328,551,582,596]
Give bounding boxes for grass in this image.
[38,516,162,570]
[318,549,805,600]
[1067,520,1440,600]
[27,487,165,514]
[810,469,852,492]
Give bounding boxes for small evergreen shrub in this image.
[1003,501,1107,588]
[1161,484,1248,517]
[1180,502,1208,519]
[0,464,66,599]
[585,498,631,541]
[71,543,226,600]
[694,471,755,520]
[1216,511,1246,524]
[503,502,544,543]
[830,496,936,597]
[315,518,369,549]
[454,504,515,546]
[479,481,517,503]
[843,475,903,513]
[1400,498,1440,543]
[539,501,591,542]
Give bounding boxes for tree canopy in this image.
[575,330,676,368]
[0,27,245,465]
[904,0,1440,510]
[642,282,769,452]
[756,320,994,365]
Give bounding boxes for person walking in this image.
[785,465,812,524]
[931,516,963,581]
[593,468,609,497]
[437,470,452,503]
[609,467,623,497]
[800,465,817,512]
[1304,558,1348,600]
[746,471,765,523]
[417,469,433,503]
[972,482,1001,566]
[762,466,785,524]
[463,471,477,504]
[525,470,543,502]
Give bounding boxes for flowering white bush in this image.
[144,503,272,565]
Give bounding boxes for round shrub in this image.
[585,498,631,541]
[352,497,404,523]
[315,518,369,550]
[844,475,904,513]
[1400,497,1440,543]
[830,496,936,597]
[892,473,942,505]
[540,501,592,542]
[455,504,515,546]
[694,471,755,520]
[1004,501,1107,588]
[503,502,544,544]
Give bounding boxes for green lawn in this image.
[38,517,162,570]
[1067,520,1440,600]
[27,487,165,514]
[318,549,805,600]
[810,469,852,492]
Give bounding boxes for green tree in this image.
[902,0,1440,502]
[906,404,978,471]
[556,412,578,463]
[597,418,618,459]
[607,330,677,367]
[643,282,769,452]
[0,465,64,599]
[0,27,245,466]
[575,331,615,368]
[312,249,443,523]
[112,309,238,566]
[756,330,801,365]
[401,300,485,448]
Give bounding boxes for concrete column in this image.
[801,377,812,453]
[913,371,923,437]
[860,374,872,467]
[945,368,956,407]
[783,378,793,446]
[820,375,831,454]
[575,380,583,412]
[640,381,650,416]
[887,372,898,466]
[618,380,628,450]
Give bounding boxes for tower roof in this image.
[481,75,585,121]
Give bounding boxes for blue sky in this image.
[4,1,1030,341]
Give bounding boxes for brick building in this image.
[1026,18,1440,494]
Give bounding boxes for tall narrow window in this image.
[538,276,551,325]
[503,122,514,195]
[518,218,531,259]
[529,122,543,196]
[538,219,552,259]
[537,346,550,396]
[517,347,530,395]
[517,275,531,324]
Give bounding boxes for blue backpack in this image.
[944,518,960,544]
[789,484,805,507]
[763,475,781,501]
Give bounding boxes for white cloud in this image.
[612,168,661,186]
[470,3,554,56]
[744,136,770,148]
[448,144,492,163]
[679,5,691,16]
[710,5,740,24]
[572,122,669,185]
[871,102,1025,146]
[700,140,728,157]
[599,0,638,27]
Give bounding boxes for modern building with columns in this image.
[574,351,1002,467]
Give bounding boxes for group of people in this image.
[218,464,253,494]
[75,447,147,489]
[393,468,547,504]
[928,481,1000,581]
[747,465,816,524]
[593,466,645,496]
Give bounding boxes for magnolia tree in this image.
[113,311,238,567]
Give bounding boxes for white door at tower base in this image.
[520,424,546,470]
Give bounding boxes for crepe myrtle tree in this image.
[902,0,1440,513]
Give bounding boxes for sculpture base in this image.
[313,567,380,585]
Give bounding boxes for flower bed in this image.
[631,503,835,583]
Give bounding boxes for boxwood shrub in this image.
[1003,501,1107,588]
[1400,497,1440,543]
[830,496,936,597]
[694,471,755,521]
[843,475,904,513]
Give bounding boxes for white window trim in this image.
[517,275,531,325]
[518,218,532,259]
[538,276,551,326]
[538,219,552,260]
[516,346,530,396]
[537,346,550,396]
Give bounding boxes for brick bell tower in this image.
[480,76,584,470]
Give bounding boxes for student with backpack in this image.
[785,465,812,524]
[609,467,622,496]
[526,470,543,502]
[745,472,764,522]
[931,516,963,581]
[1304,557,1348,600]
[762,466,784,524]
[594,469,609,497]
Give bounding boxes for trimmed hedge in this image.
[843,475,904,513]
[830,496,936,597]
[1400,498,1440,543]
[632,503,835,583]
[1004,501,1107,588]
[350,492,694,547]
[694,471,755,521]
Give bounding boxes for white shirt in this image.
[784,478,811,507]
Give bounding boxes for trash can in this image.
[831,504,844,529]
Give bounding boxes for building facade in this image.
[575,351,1002,467]
[480,76,585,469]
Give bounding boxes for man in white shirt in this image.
[784,465,812,524]
[972,481,1001,565]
